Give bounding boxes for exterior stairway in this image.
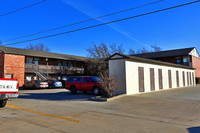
[35,71,48,81]
[33,65,50,81]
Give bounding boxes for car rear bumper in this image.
[54,85,62,88]
[39,85,49,88]
[0,94,19,100]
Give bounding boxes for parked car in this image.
[65,76,103,95]
[59,80,67,88]
[24,80,49,89]
[0,78,19,108]
[48,80,62,88]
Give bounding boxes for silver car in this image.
[24,80,49,89]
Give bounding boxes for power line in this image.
[2,0,200,47]
[2,0,163,42]
[0,0,47,17]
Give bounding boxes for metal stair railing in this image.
[33,64,50,81]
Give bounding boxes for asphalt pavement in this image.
[1,86,200,133]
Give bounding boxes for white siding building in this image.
[109,53,196,95]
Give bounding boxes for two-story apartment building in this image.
[0,46,87,87]
[133,47,200,83]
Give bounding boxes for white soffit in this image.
[111,54,125,59]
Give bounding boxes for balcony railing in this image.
[176,62,192,67]
[25,64,84,74]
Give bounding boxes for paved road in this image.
[1,86,200,133]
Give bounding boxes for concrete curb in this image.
[89,94,126,102]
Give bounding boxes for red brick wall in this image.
[192,56,200,78]
[4,54,25,87]
[0,51,4,78]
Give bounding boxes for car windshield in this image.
[90,77,101,82]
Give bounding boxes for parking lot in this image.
[1,86,200,133]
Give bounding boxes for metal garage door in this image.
[176,71,179,87]
[168,70,172,88]
[182,71,185,86]
[150,68,155,91]
[158,69,163,89]
[187,72,189,86]
[138,67,144,92]
[189,72,192,85]
[192,72,194,85]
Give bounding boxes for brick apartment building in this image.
[133,47,200,83]
[0,46,87,87]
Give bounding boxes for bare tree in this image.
[86,42,125,75]
[86,42,124,97]
[151,44,162,52]
[129,48,135,55]
[98,69,116,97]
[137,47,149,54]
[26,43,50,52]
[110,44,124,54]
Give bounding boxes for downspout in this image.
[1,51,5,78]
[3,52,5,78]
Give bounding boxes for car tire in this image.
[70,86,77,94]
[93,87,100,95]
[0,100,7,108]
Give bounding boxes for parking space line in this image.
[6,105,80,123]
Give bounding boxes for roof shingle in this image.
[0,46,88,61]
[133,47,195,59]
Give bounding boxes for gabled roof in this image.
[132,47,196,59]
[0,46,88,61]
[109,53,194,70]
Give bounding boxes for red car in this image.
[65,76,103,95]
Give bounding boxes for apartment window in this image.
[26,75,32,82]
[62,76,67,80]
[58,60,62,66]
[68,62,72,68]
[34,76,38,80]
[26,57,33,64]
[176,59,181,64]
[33,58,39,65]
[5,74,13,79]
[183,56,190,63]
[176,57,181,64]
[63,61,67,67]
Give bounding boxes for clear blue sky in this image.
[0,0,200,57]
